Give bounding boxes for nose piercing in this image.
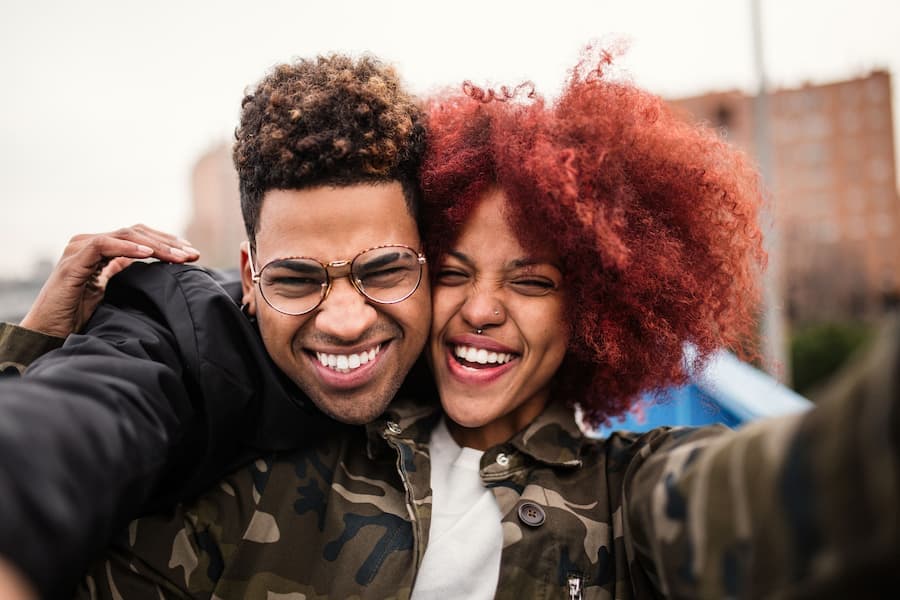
[493,309,500,316]
[475,328,484,335]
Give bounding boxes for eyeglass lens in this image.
[259,246,422,314]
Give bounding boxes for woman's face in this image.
[428,188,569,449]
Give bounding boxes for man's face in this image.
[241,183,431,424]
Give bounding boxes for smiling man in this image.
[0,54,432,598]
[244,185,429,424]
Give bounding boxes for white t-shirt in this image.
[410,418,503,599]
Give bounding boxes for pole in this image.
[750,0,791,383]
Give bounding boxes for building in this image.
[670,71,900,321]
[184,143,244,270]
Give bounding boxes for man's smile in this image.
[315,344,382,373]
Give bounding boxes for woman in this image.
[407,56,777,598]
[6,56,898,599]
[415,56,896,598]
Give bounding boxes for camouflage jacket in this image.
[78,371,899,600]
[77,396,680,599]
[4,316,899,599]
[0,321,64,376]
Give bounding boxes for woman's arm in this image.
[19,224,198,339]
[624,321,900,598]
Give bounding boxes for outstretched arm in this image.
[624,323,900,598]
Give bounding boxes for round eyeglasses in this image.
[250,244,427,315]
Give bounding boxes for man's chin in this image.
[290,351,411,425]
[314,394,393,425]
[316,403,387,425]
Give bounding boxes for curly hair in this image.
[420,53,766,427]
[233,54,427,244]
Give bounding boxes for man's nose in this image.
[313,277,378,341]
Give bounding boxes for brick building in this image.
[670,71,900,321]
[184,142,244,269]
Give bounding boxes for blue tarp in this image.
[594,350,812,437]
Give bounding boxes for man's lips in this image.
[314,344,382,372]
[306,341,390,389]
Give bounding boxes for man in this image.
[0,54,432,598]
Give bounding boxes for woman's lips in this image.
[444,340,518,385]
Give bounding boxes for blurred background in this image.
[2,0,898,404]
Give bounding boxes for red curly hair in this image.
[420,53,766,426]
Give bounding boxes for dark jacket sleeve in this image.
[0,262,323,599]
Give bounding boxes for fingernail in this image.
[136,244,154,254]
[170,247,188,258]
[183,246,200,256]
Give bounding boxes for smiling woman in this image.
[411,52,898,598]
[406,50,776,597]
[422,53,765,428]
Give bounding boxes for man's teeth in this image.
[454,345,514,365]
[316,345,381,373]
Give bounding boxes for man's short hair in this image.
[233,54,426,245]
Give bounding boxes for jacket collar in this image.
[507,400,585,468]
[364,394,585,469]
[365,393,440,459]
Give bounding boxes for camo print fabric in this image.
[73,375,899,600]
[72,396,690,599]
[4,322,898,598]
[0,322,64,376]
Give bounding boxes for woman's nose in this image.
[459,285,505,330]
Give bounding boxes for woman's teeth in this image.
[316,345,381,373]
[453,345,513,365]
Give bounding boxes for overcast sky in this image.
[2,0,899,278]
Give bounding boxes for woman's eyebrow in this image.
[447,250,474,266]
[448,250,561,272]
[510,258,563,272]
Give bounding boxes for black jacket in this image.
[0,262,335,598]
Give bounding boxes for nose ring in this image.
[493,309,500,316]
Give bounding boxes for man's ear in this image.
[239,241,257,316]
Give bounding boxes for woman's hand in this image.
[19,225,200,338]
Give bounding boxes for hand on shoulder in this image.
[20,225,200,338]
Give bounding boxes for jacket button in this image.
[517,502,546,527]
[386,421,402,435]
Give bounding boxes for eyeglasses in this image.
[250,244,427,315]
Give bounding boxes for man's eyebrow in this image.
[269,260,321,274]
[356,251,402,272]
